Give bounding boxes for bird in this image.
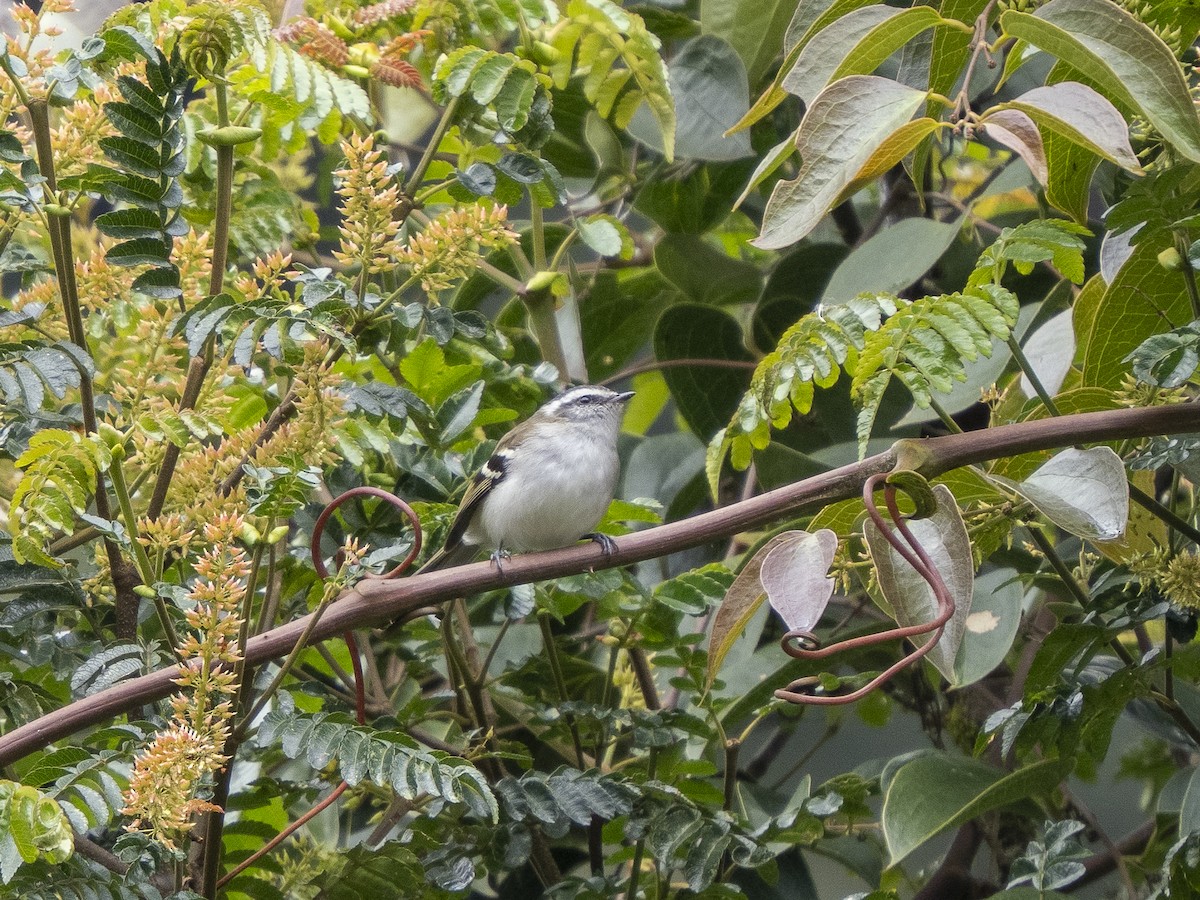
[416,384,635,573]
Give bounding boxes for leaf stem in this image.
[547,228,578,273]
[108,455,180,652]
[928,396,964,434]
[1176,231,1200,320]
[625,748,657,898]
[1006,334,1060,415]
[403,95,460,197]
[146,76,234,520]
[1129,482,1200,548]
[537,611,587,770]
[234,577,344,741]
[530,194,547,270]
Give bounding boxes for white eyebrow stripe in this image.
[542,386,613,414]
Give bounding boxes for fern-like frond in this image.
[0,340,93,414]
[432,48,554,148]
[10,430,112,567]
[850,287,1020,450]
[707,219,1091,491]
[969,218,1090,288]
[172,287,354,365]
[48,750,133,834]
[708,295,897,481]
[230,9,371,148]
[0,780,74,882]
[545,0,675,159]
[258,700,498,821]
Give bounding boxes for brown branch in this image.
[912,821,993,899]
[1068,819,1157,892]
[1,403,1198,767]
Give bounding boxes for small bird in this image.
[417,384,635,573]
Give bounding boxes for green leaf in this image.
[470,53,517,105]
[982,82,1141,172]
[1080,235,1193,388]
[577,215,628,257]
[17,748,91,789]
[726,0,877,135]
[494,66,537,131]
[1000,0,1200,162]
[654,303,754,438]
[635,159,756,234]
[822,217,964,303]
[630,35,751,161]
[131,265,181,299]
[684,820,731,890]
[580,273,671,381]
[700,0,796,84]
[94,207,165,240]
[882,755,1070,865]
[864,484,973,682]
[756,76,938,249]
[116,73,165,116]
[94,25,155,64]
[1126,324,1200,388]
[98,135,169,178]
[1180,766,1200,835]
[108,173,174,208]
[782,5,946,104]
[554,0,675,159]
[991,447,1129,543]
[105,237,171,267]
[0,781,74,882]
[399,339,445,400]
[1044,128,1100,224]
[954,568,1023,688]
[102,100,163,144]
[655,233,762,305]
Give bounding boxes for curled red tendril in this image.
[775,472,956,706]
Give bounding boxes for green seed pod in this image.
[196,126,264,148]
[240,522,262,546]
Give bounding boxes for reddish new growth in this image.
[372,31,431,90]
[353,0,419,26]
[273,16,349,68]
[372,57,423,90]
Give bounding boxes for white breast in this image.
[467,422,620,553]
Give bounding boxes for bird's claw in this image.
[489,547,511,573]
[584,532,618,560]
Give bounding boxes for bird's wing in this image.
[418,440,516,572]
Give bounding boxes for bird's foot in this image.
[489,547,511,573]
[584,532,618,560]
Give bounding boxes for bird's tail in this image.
[415,541,479,575]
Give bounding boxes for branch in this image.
[1,403,1197,766]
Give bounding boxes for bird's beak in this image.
[615,391,635,403]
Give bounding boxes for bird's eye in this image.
[577,395,593,404]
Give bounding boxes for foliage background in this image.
[2,0,1200,898]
